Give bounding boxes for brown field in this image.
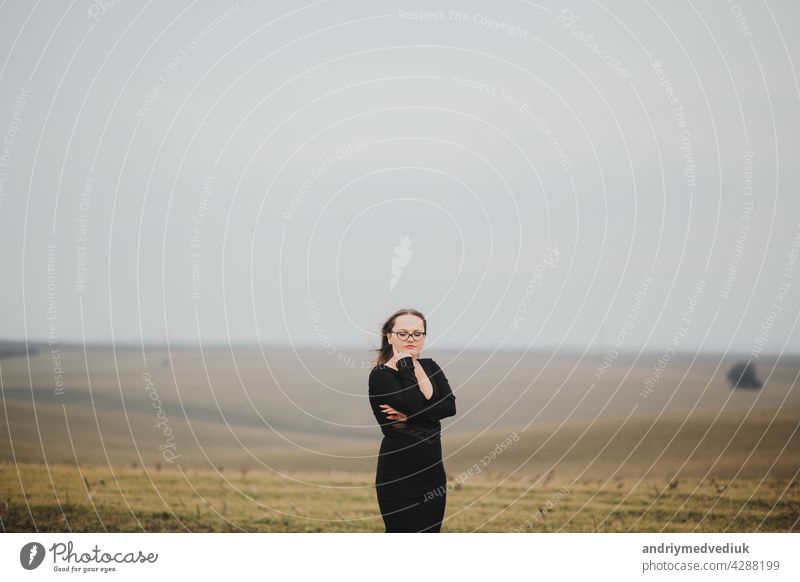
[1,463,797,532]
[1,346,798,531]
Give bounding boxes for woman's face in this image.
[387,314,426,357]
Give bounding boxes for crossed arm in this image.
[368,357,456,428]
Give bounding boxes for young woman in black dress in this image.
[368,308,457,532]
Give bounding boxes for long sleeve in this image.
[368,363,414,431]
[395,355,422,392]
[368,357,457,437]
[420,359,456,422]
[395,356,444,424]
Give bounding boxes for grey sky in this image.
[1,0,798,356]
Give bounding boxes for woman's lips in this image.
[404,345,415,349]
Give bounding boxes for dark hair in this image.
[372,308,427,366]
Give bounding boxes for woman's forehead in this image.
[394,315,424,329]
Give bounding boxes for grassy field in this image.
[1,462,797,532]
[2,347,799,532]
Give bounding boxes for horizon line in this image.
[1,338,797,360]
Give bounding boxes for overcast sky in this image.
[1,0,798,356]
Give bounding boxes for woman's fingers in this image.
[379,404,407,422]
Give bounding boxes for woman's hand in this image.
[391,344,414,366]
[379,404,408,427]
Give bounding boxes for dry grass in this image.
[2,348,798,531]
[1,462,797,532]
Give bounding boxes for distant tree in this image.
[727,361,762,389]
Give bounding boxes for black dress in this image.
[368,356,457,532]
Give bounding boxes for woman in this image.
[368,308,457,532]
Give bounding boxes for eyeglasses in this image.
[391,330,427,341]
